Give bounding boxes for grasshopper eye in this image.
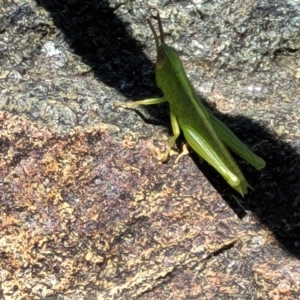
[156,48,166,69]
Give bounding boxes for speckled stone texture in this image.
[0,0,299,299]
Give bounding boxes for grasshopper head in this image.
[148,13,183,72]
[147,13,167,70]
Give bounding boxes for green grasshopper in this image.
[116,13,265,195]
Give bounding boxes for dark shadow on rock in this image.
[35,0,300,259]
[35,0,160,98]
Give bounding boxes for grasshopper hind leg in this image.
[181,124,248,196]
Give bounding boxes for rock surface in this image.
[0,0,300,299]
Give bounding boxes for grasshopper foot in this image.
[175,143,189,164]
